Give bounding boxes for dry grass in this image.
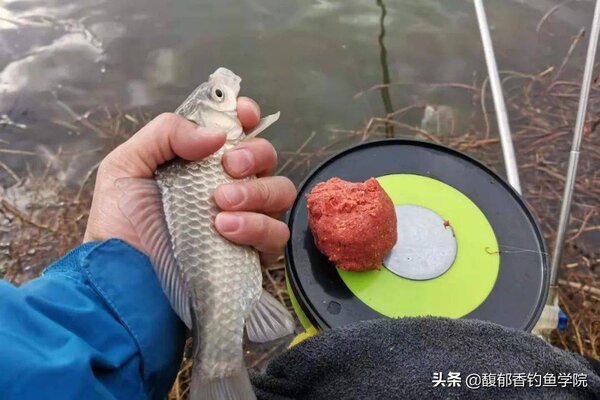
[1,60,599,399]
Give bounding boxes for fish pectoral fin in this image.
[245,290,296,343]
[191,369,256,400]
[115,177,192,329]
[243,111,280,140]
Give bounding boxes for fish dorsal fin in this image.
[115,177,192,329]
[243,112,280,141]
[245,290,295,343]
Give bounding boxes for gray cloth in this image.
[251,317,600,399]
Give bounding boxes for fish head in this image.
[204,67,241,115]
[176,67,243,140]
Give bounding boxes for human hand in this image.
[84,97,296,266]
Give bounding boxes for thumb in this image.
[107,112,227,177]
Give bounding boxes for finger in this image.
[221,138,277,178]
[109,113,226,177]
[214,176,296,214]
[214,212,290,254]
[237,97,261,130]
[259,251,283,268]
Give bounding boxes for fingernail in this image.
[220,185,246,207]
[215,214,242,233]
[225,149,253,175]
[197,126,225,137]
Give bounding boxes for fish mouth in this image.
[185,109,236,125]
[224,109,237,118]
[185,117,202,125]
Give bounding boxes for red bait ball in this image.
[307,177,397,271]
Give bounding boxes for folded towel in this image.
[251,317,600,399]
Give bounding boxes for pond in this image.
[0,0,594,186]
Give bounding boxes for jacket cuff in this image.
[46,239,186,398]
[43,241,98,283]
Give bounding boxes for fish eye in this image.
[211,87,225,102]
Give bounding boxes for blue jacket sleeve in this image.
[0,239,186,400]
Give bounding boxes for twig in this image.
[559,279,600,298]
[0,148,37,156]
[276,131,317,176]
[567,208,596,242]
[480,76,491,138]
[555,28,585,82]
[559,293,585,354]
[0,198,58,233]
[0,160,20,183]
[537,1,576,33]
[354,81,479,100]
[75,161,101,202]
[53,94,108,138]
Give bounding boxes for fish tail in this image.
[190,365,256,400]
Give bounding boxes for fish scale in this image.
[157,147,262,379]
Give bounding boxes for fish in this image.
[116,67,295,400]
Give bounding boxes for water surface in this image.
[0,0,594,185]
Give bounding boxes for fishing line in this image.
[486,245,550,256]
